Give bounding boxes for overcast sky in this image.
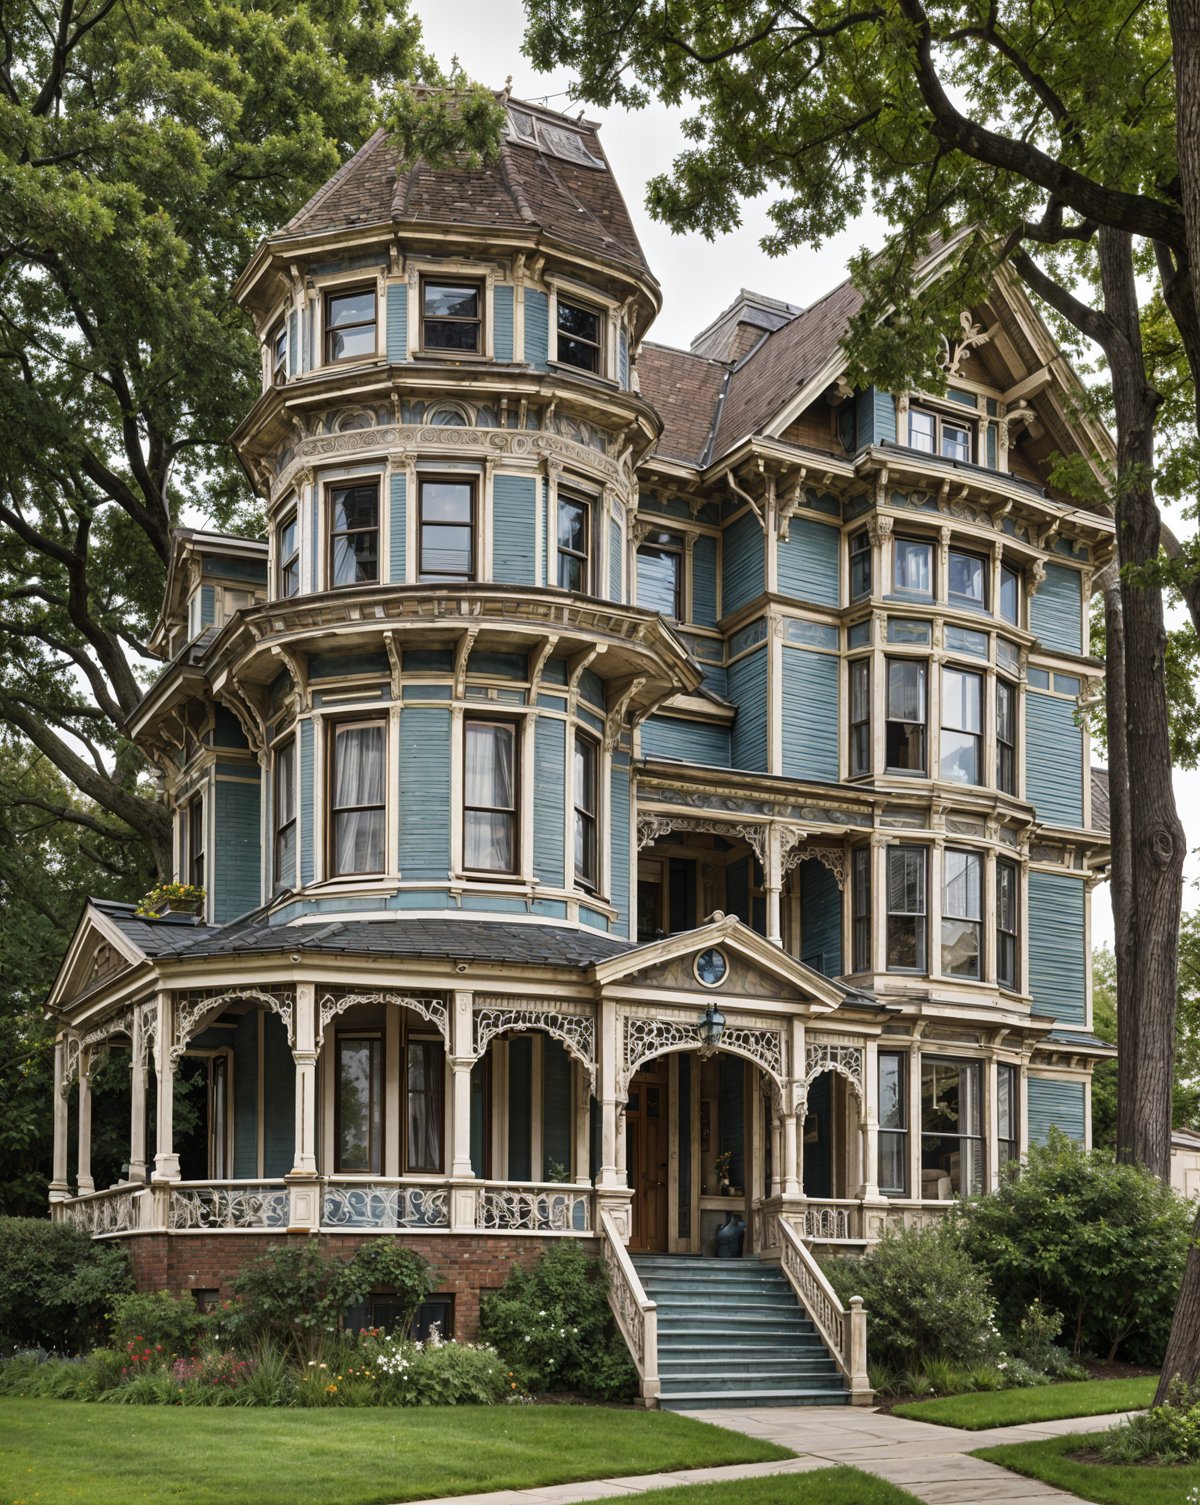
[412,0,1200,950]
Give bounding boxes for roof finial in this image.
[501,75,513,102]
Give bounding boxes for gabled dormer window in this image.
[324,287,376,363]
[909,406,974,463]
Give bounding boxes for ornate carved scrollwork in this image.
[321,1182,448,1230]
[622,1014,786,1094]
[317,991,448,1049]
[804,1041,865,1097]
[781,840,846,889]
[478,1185,592,1233]
[473,1000,595,1089]
[170,988,296,1068]
[169,1185,289,1231]
[61,1034,81,1098]
[80,1008,135,1054]
[137,1000,158,1073]
[635,814,770,866]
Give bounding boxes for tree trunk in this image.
[1157,1204,1200,1400]
[1098,227,1186,1180]
[1169,0,1200,347]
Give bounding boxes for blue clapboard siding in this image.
[618,328,629,389]
[233,1011,259,1178]
[262,1012,294,1177]
[214,777,261,922]
[781,648,839,781]
[493,285,514,361]
[525,289,549,368]
[609,515,623,601]
[800,860,842,976]
[1027,693,1083,825]
[1027,1077,1086,1146]
[641,715,731,766]
[492,474,537,584]
[722,511,765,614]
[542,1037,572,1178]
[777,515,840,606]
[1031,564,1083,654]
[508,1035,533,1180]
[1028,872,1086,1025]
[386,283,408,361]
[534,717,566,887]
[389,473,406,583]
[299,719,314,885]
[692,534,718,626]
[610,757,631,938]
[857,386,896,446]
[729,647,769,772]
[399,708,451,878]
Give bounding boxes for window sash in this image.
[274,739,297,890]
[330,722,386,876]
[271,323,287,382]
[941,421,973,462]
[852,847,872,972]
[996,680,1017,795]
[997,1063,1019,1164]
[336,1035,382,1174]
[999,564,1021,625]
[948,550,987,609]
[850,659,871,775]
[941,668,983,785]
[886,658,927,771]
[909,409,937,453]
[421,279,482,353]
[278,514,299,598]
[419,478,475,581]
[556,298,603,372]
[324,288,376,363]
[878,1051,908,1195]
[329,482,380,588]
[405,1038,445,1173]
[849,531,872,600]
[886,846,927,971]
[636,532,684,618]
[557,495,590,592]
[464,720,517,873]
[943,849,982,979]
[997,859,1019,988]
[921,1058,983,1196]
[187,798,205,889]
[894,537,933,595]
[574,732,599,888]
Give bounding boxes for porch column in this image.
[769,1103,782,1198]
[129,1039,148,1184]
[783,1109,800,1196]
[76,1050,94,1194]
[449,990,475,1179]
[859,1040,881,1199]
[152,990,180,1181]
[907,1038,923,1200]
[573,1059,591,1185]
[596,996,625,1189]
[765,824,783,947]
[49,1038,70,1202]
[290,982,318,1175]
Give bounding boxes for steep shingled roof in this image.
[637,343,730,466]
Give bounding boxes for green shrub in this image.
[823,1217,996,1371]
[0,1348,126,1400]
[108,1291,212,1357]
[1100,1381,1200,1463]
[479,1240,637,1400]
[962,1133,1191,1362]
[0,1217,133,1351]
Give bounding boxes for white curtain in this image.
[465,723,515,870]
[334,724,385,873]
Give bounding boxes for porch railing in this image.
[322,1179,450,1230]
[59,1183,141,1236]
[774,1213,873,1405]
[170,1181,289,1231]
[798,1199,862,1241]
[599,1207,659,1407]
[476,1181,592,1233]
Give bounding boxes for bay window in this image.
[921,1058,983,1197]
[878,1052,908,1195]
[941,666,982,784]
[997,858,1019,989]
[849,658,871,775]
[335,1034,382,1173]
[886,846,927,971]
[557,493,590,592]
[329,481,379,588]
[942,848,982,979]
[330,721,385,876]
[273,739,297,890]
[886,658,926,772]
[574,731,599,889]
[324,287,376,363]
[419,477,475,581]
[464,720,517,873]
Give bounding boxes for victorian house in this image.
[46,96,1113,1407]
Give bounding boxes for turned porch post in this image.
[76,1049,94,1194]
[291,982,318,1175]
[50,1037,70,1202]
[596,996,625,1188]
[152,989,180,1181]
[129,1021,148,1183]
[573,1058,592,1185]
[765,824,783,947]
[449,990,475,1179]
[859,1039,881,1199]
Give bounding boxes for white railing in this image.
[477,1181,592,1233]
[322,1179,449,1229]
[599,1208,659,1407]
[60,1184,141,1236]
[169,1181,289,1231]
[776,1213,873,1405]
[801,1199,862,1241]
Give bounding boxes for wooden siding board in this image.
[299,719,314,885]
[800,859,843,976]
[1028,871,1087,1025]
[641,715,731,766]
[389,473,406,584]
[692,534,718,626]
[781,648,839,781]
[492,474,537,585]
[1027,1077,1086,1145]
[1031,564,1083,654]
[386,283,408,361]
[534,717,566,887]
[729,647,769,772]
[722,512,765,615]
[777,516,840,607]
[214,778,261,923]
[399,708,451,879]
[1027,693,1084,825]
[610,758,631,938]
[493,285,514,362]
[525,290,549,368]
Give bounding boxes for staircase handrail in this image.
[599,1207,659,1406]
[776,1212,873,1403]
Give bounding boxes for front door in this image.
[627,1062,669,1251]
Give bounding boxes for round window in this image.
[693,947,729,988]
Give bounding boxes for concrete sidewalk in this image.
[400,1406,1139,1505]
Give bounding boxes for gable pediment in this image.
[48,905,145,1013]
[631,949,806,1003]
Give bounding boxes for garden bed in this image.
[974,1432,1200,1505]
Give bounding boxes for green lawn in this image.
[616,1471,919,1503]
[893,1376,1155,1430]
[976,1432,1200,1504]
[0,1398,792,1505]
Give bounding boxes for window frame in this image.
[323,284,377,366]
[886,844,928,973]
[556,491,591,594]
[997,857,1020,990]
[893,535,935,598]
[908,404,975,463]
[334,1031,383,1175]
[948,547,988,612]
[270,320,287,386]
[999,562,1022,626]
[940,665,984,785]
[462,716,520,876]
[186,794,205,890]
[849,529,872,601]
[849,657,871,776]
[635,528,685,620]
[418,474,476,583]
[852,846,872,973]
[327,479,380,591]
[278,509,300,599]
[573,729,600,892]
[419,276,484,355]
[997,1062,1019,1167]
[942,847,983,980]
[920,1056,984,1199]
[273,736,297,892]
[878,1050,908,1196]
[996,677,1017,795]
[555,293,605,375]
[328,718,387,878]
[404,1034,446,1175]
[885,657,928,773]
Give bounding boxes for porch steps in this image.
[632,1254,850,1410]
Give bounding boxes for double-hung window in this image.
[948,549,987,611]
[273,739,297,890]
[894,536,934,597]
[422,280,482,353]
[941,667,982,784]
[557,493,590,592]
[849,659,871,775]
[996,679,1017,794]
[852,847,872,972]
[878,1052,908,1195]
[278,512,300,598]
[943,848,983,978]
[574,732,599,890]
[324,287,376,363]
[909,407,973,463]
[329,482,379,588]
[419,477,475,581]
[636,530,684,618]
[850,530,872,600]
[999,563,1022,625]
[886,659,926,772]
[330,721,386,876]
[336,1034,382,1173]
[405,1038,445,1173]
[270,322,287,385]
[941,419,973,462]
[997,858,1019,989]
[886,846,927,971]
[557,296,603,373]
[921,1059,983,1197]
[187,795,205,889]
[464,720,517,873]
[997,1063,1019,1167]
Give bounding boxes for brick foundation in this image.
[116,1232,599,1338]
